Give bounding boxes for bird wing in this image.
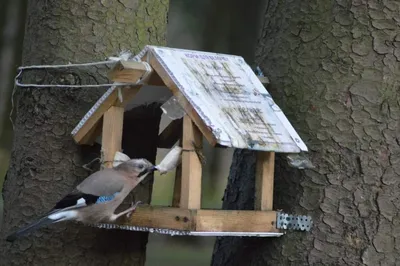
[50,168,126,211]
[7,169,129,241]
[76,168,126,196]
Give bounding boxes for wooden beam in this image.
[119,205,195,230]
[180,115,202,209]
[116,205,279,233]
[158,118,183,148]
[79,118,103,145]
[108,60,150,83]
[148,55,218,146]
[255,152,275,211]
[72,85,142,145]
[196,209,277,232]
[101,106,124,168]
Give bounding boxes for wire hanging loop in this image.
[14,59,135,88]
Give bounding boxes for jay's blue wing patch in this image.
[96,193,118,203]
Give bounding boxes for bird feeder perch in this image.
[71,46,313,237]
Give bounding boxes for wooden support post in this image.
[255,152,275,210]
[101,106,124,168]
[180,115,202,209]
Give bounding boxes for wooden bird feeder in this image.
[71,46,312,237]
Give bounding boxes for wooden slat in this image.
[255,152,275,211]
[121,206,195,231]
[108,60,150,83]
[196,209,278,232]
[180,115,202,209]
[158,118,183,148]
[73,85,142,144]
[148,55,218,146]
[114,206,279,233]
[101,106,124,168]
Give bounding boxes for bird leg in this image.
[112,201,142,220]
[126,201,143,218]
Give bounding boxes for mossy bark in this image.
[0,0,168,265]
[212,0,400,265]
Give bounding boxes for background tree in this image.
[213,0,400,265]
[0,0,168,265]
[0,0,27,226]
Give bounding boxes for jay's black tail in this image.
[6,216,56,242]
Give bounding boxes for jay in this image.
[6,158,156,242]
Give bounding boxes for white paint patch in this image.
[48,210,78,221]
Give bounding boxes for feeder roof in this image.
[71,45,307,153]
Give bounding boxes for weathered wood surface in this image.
[145,46,308,152]
[116,205,280,233]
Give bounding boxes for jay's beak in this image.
[138,166,157,177]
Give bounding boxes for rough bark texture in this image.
[213,0,400,265]
[0,0,168,265]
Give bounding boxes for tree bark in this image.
[213,0,400,265]
[0,0,168,265]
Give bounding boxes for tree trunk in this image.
[0,0,26,147]
[0,0,168,265]
[213,0,400,265]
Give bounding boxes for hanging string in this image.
[9,51,153,129]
